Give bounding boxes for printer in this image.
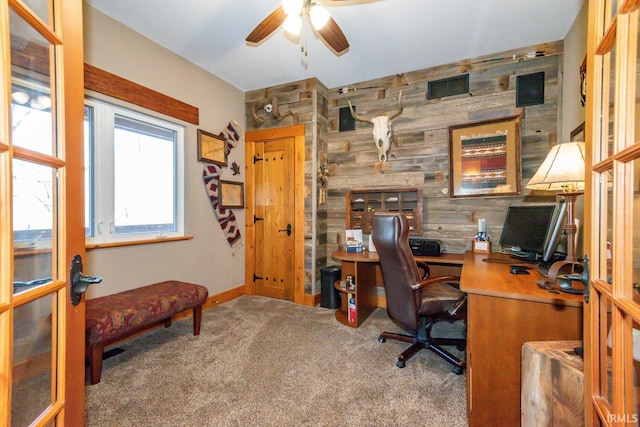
[408,237,442,257]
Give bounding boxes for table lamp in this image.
[526,141,586,263]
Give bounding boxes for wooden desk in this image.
[460,251,583,427]
[331,250,464,327]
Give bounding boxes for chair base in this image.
[379,331,466,374]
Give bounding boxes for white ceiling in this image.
[84,0,585,92]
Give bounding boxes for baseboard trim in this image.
[305,292,321,306]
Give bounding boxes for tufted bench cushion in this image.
[85,280,208,384]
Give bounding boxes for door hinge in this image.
[254,215,264,223]
[253,273,264,282]
[253,155,264,164]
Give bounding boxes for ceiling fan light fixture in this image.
[282,0,303,16]
[30,95,51,110]
[283,14,302,36]
[309,5,330,30]
[11,91,30,105]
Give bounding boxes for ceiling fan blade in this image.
[246,6,287,43]
[317,16,349,53]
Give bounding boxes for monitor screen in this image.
[499,203,562,261]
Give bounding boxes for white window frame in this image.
[85,99,185,245]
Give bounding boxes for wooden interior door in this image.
[585,0,640,424]
[0,0,86,424]
[245,125,305,304]
[254,138,295,300]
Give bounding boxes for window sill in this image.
[86,235,193,250]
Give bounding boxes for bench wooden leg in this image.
[89,342,104,385]
[193,305,202,336]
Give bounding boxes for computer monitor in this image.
[541,200,567,262]
[499,202,566,262]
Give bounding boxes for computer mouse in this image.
[510,265,531,275]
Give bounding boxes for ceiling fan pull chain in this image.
[301,18,308,56]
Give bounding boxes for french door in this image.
[0,0,86,425]
[586,0,640,424]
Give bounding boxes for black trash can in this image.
[320,266,342,309]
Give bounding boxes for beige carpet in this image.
[85,295,467,426]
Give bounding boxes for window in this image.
[12,88,184,248]
[85,100,185,244]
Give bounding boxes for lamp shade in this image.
[526,141,586,192]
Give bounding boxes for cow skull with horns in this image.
[348,91,403,162]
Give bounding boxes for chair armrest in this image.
[411,275,459,291]
[447,295,467,316]
[415,261,431,279]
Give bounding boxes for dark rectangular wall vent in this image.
[427,74,469,100]
[516,72,545,107]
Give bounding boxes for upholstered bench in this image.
[85,280,208,384]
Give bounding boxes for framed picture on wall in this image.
[197,129,227,166]
[570,122,585,142]
[448,115,522,198]
[219,180,244,208]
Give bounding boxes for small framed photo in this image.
[197,129,227,166]
[219,180,244,208]
[472,240,492,253]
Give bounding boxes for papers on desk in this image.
[345,229,363,252]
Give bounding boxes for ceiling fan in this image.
[246,0,351,54]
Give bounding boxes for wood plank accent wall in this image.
[246,41,563,295]
[84,64,199,125]
[326,41,563,255]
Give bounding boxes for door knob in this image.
[278,224,292,236]
[69,255,102,306]
[557,255,590,299]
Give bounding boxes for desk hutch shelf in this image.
[347,188,423,235]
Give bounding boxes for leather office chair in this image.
[371,212,466,374]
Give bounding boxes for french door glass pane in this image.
[607,45,617,158]
[20,0,51,26]
[84,105,94,237]
[601,297,614,404]
[10,8,55,157]
[607,0,617,21]
[606,170,614,286]
[630,321,640,423]
[11,294,54,427]
[13,159,54,293]
[635,159,640,292]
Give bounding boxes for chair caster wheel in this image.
[378,336,386,343]
[452,366,463,375]
[396,360,405,368]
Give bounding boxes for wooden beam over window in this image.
[84,64,199,125]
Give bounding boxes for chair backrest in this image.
[371,212,422,332]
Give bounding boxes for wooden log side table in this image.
[521,340,584,427]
